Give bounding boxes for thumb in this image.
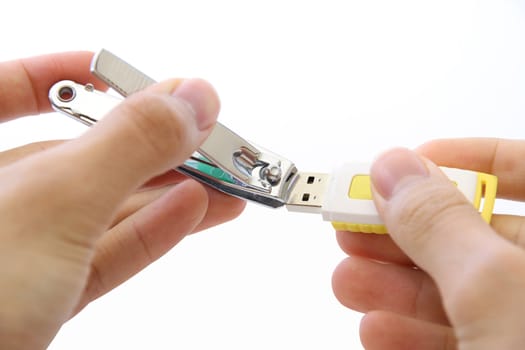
[370,148,508,290]
[6,78,219,240]
[76,78,219,193]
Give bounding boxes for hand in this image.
[0,52,245,349]
[332,138,525,350]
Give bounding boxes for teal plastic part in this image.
[185,157,236,184]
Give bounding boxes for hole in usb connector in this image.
[307,176,315,184]
[302,193,310,202]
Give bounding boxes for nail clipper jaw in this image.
[178,157,299,208]
[181,131,300,207]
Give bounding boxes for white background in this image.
[1,1,524,349]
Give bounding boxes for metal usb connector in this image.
[286,172,331,214]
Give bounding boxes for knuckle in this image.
[119,92,190,160]
[386,179,473,244]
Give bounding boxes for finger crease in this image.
[18,60,41,114]
[86,259,105,301]
[132,220,154,263]
[488,138,501,175]
[411,272,426,319]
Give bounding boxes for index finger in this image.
[0,51,106,121]
[417,138,525,201]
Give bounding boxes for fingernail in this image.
[371,148,429,200]
[172,79,219,130]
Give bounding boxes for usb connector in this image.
[285,165,386,233]
[286,172,331,214]
[285,166,388,233]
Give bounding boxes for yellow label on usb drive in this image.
[348,174,372,200]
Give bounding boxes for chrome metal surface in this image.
[91,50,274,185]
[49,80,121,126]
[91,49,156,96]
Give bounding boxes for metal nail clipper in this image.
[48,49,497,234]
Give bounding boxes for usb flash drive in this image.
[286,164,497,234]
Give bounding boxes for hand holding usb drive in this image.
[286,164,496,234]
[48,49,498,234]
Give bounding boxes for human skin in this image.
[0,52,245,349]
[332,139,525,349]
